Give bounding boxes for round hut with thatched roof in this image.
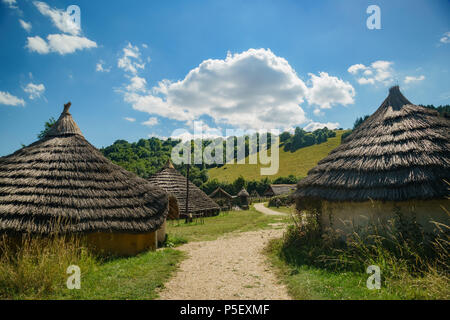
[0,103,173,256]
[148,160,220,218]
[295,86,450,234]
[237,188,250,210]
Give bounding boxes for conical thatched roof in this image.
[0,103,169,235]
[237,188,249,197]
[209,187,233,199]
[250,190,261,198]
[295,86,450,202]
[148,160,219,216]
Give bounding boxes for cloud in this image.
[126,76,147,92]
[142,117,158,127]
[26,34,97,55]
[122,48,310,130]
[19,19,32,32]
[124,117,136,122]
[23,82,45,99]
[2,0,17,9]
[33,1,80,35]
[96,60,110,72]
[303,121,340,132]
[26,36,49,54]
[404,75,425,84]
[348,60,394,85]
[119,47,355,131]
[118,43,145,74]
[306,72,355,112]
[440,31,450,44]
[0,91,25,106]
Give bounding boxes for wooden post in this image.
[185,162,190,223]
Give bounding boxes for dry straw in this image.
[0,103,169,235]
[296,86,450,202]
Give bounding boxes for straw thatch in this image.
[237,188,249,197]
[295,86,450,202]
[148,160,220,216]
[0,103,169,235]
[209,187,233,200]
[264,184,296,197]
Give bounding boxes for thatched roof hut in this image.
[0,103,170,255]
[236,188,250,209]
[295,86,450,233]
[264,184,296,197]
[148,160,220,217]
[209,187,234,211]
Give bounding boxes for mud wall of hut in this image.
[321,199,450,234]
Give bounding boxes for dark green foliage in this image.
[353,115,370,129]
[420,104,450,118]
[37,117,57,139]
[282,127,336,152]
[268,194,294,207]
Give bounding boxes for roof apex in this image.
[45,102,83,138]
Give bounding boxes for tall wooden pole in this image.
[185,162,190,223]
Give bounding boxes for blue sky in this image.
[0,0,449,156]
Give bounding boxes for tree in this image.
[37,117,57,139]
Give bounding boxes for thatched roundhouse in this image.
[295,86,450,233]
[0,103,172,255]
[148,160,220,217]
[236,188,250,209]
[209,187,234,211]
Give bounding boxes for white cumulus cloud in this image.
[2,0,17,9]
[348,60,394,86]
[142,117,158,127]
[0,91,25,106]
[404,75,425,84]
[33,1,80,35]
[96,60,110,72]
[26,34,97,55]
[306,72,355,113]
[19,19,32,32]
[118,43,145,74]
[119,47,355,131]
[23,82,45,99]
[303,121,340,132]
[124,117,136,122]
[440,31,450,44]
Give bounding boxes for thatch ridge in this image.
[148,161,219,216]
[296,86,450,202]
[0,103,169,235]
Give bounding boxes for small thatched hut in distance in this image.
[0,103,172,256]
[237,188,250,210]
[264,184,296,197]
[148,160,220,217]
[209,187,234,211]
[295,86,450,234]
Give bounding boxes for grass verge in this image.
[166,207,290,242]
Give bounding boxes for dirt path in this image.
[157,228,291,300]
[253,202,287,216]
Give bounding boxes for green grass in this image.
[208,130,346,182]
[57,249,184,300]
[266,239,402,300]
[166,207,290,242]
[265,203,294,215]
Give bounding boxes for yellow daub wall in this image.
[321,199,450,234]
[85,231,157,256]
[157,220,166,243]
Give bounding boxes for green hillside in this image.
[208,130,346,183]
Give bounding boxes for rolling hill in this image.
[208,130,346,183]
